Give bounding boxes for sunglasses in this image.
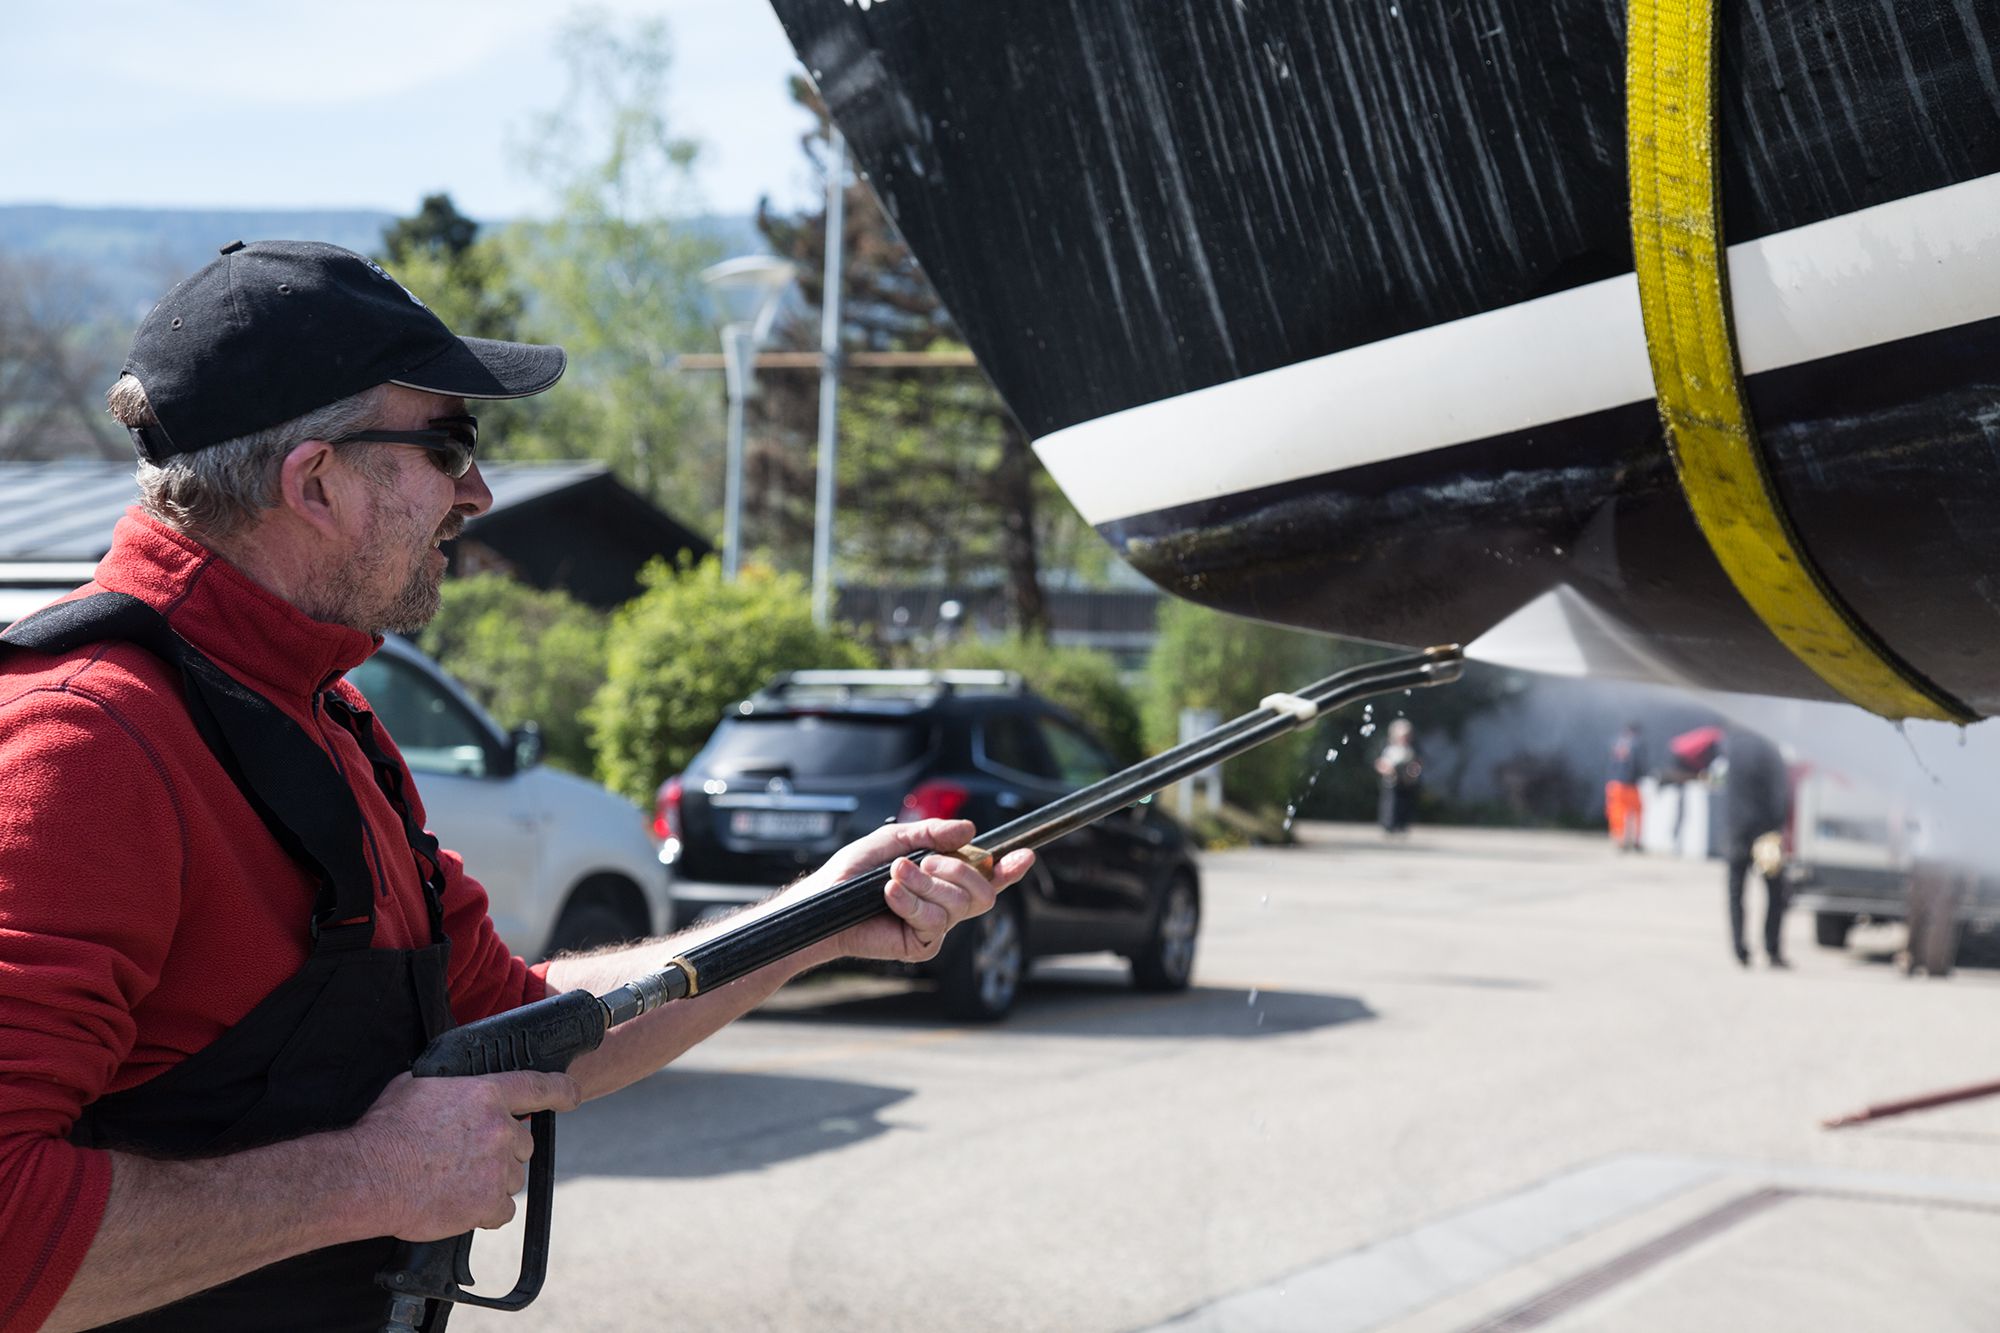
[328,414,479,479]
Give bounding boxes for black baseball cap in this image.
[121,239,567,461]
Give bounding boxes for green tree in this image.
[590,558,876,802]
[416,575,608,776]
[495,13,725,516]
[373,193,550,454]
[1143,601,1518,825]
[378,193,526,344]
[1142,601,1390,818]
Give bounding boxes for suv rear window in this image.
[701,715,936,779]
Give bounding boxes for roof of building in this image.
[0,459,626,558]
[0,459,709,609]
[0,462,157,562]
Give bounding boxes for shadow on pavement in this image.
[757,967,1376,1041]
[554,981,1375,1182]
[557,1066,911,1180]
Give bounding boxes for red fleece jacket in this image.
[0,511,550,1331]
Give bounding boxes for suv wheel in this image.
[937,893,1026,1022]
[1131,871,1200,992]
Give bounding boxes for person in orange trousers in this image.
[1605,722,1645,851]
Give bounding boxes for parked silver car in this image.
[348,637,669,959]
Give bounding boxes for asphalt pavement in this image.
[455,822,2000,1333]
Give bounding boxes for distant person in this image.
[1605,722,1646,852]
[1665,725,1722,781]
[1719,728,1793,968]
[1374,718,1422,836]
[1658,724,1724,842]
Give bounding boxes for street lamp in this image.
[701,254,797,580]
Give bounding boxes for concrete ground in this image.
[456,822,2000,1333]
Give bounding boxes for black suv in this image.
[655,670,1201,1020]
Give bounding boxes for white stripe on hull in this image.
[1035,172,2000,526]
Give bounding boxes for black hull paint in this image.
[770,0,2000,713]
[1105,316,2000,713]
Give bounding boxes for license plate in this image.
[730,809,834,840]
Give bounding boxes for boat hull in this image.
[769,0,2000,713]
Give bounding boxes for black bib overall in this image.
[3,594,458,1332]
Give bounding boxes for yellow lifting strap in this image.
[1624,0,1975,723]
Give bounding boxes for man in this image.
[1604,721,1645,852]
[0,240,1033,1332]
[1719,727,1792,969]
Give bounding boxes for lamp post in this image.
[812,128,849,628]
[701,254,797,580]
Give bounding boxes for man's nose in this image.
[454,462,494,517]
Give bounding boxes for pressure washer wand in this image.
[602,643,1465,1017]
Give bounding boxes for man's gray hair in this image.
[111,376,391,544]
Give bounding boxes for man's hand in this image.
[344,1069,582,1241]
[801,818,1035,963]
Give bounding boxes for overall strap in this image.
[322,693,450,947]
[2,593,377,951]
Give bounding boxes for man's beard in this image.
[316,510,463,635]
[377,545,449,635]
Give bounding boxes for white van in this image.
[1786,767,1913,948]
[1788,767,1999,968]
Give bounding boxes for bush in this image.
[418,574,608,776]
[1141,601,1389,819]
[590,558,876,803]
[920,634,1142,762]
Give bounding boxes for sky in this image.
[1,0,820,222]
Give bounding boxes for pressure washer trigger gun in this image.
[376,988,612,1332]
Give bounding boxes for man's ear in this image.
[275,440,349,535]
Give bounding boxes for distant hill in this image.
[0,203,773,460]
[0,205,400,323]
[0,204,768,325]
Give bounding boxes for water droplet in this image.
[1360,722,1376,737]
[1247,987,1260,1006]
[1957,725,1969,748]
[1325,748,1340,761]
[1259,892,1269,906]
